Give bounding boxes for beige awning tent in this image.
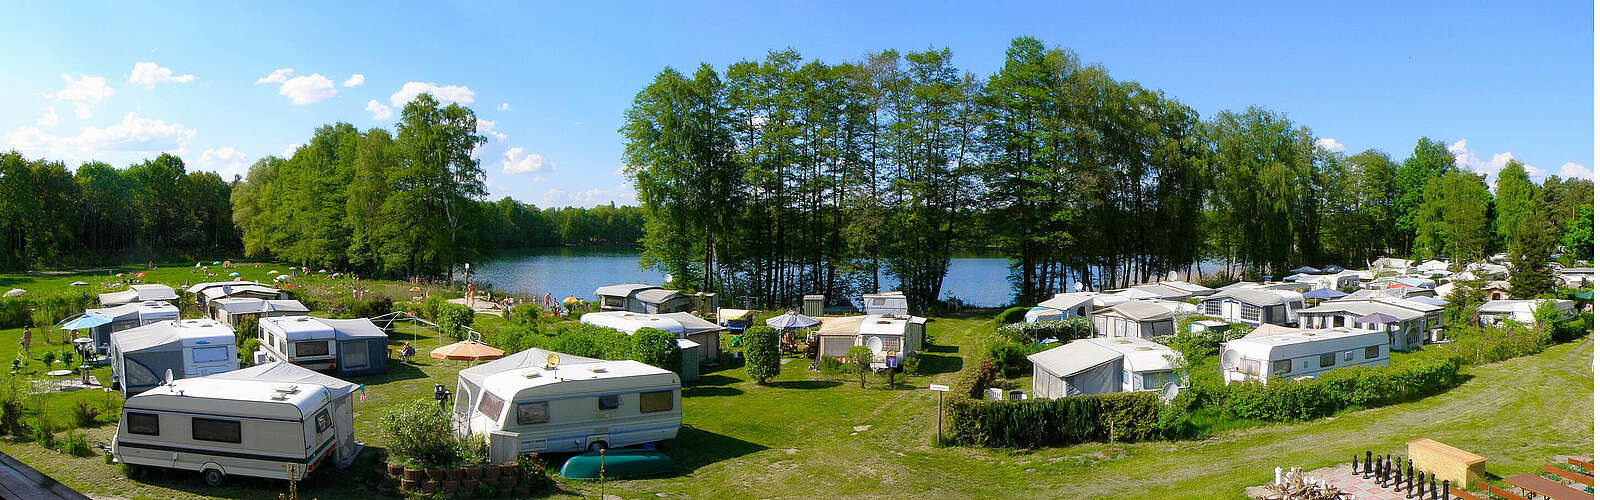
[818,315,868,336]
[717,308,755,323]
[431,340,505,361]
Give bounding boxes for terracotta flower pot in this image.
[386,462,403,476]
[463,465,482,479]
[483,465,501,478]
[404,467,425,481]
[441,480,460,492]
[482,477,500,487]
[445,468,463,481]
[421,480,439,493]
[400,478,420,491]
[425,468,444,481]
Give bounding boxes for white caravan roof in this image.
[260,316,336,340]
[480,359,675,401]
[1028,337,1180,378]
[1224,327,1386,361]
[131,376,329,417]
[87,301,179,322]
[1037,292,1096,311]
[111,318,234,353]
[580,311,724,336]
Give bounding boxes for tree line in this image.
[620,36,1595,309]
[0,94,645,274]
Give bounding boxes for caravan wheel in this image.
[202,468,224,487]
[587,441,608,452]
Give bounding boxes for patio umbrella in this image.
[212,261,221,265]
[1302,288,1347,300]
[60,314,111,330]
[1353,312,1400,325]
[135,272,146,278]
[1290,266,1321,274]
[68,281,88,287]
[431,340,505,361]
[3,289,24,297]
[228,272,241,277]
[274,274,291,282]
[765,310,820,330]
[410,286,422,292]
[267,270,279,274]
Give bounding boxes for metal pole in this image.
[936,391,943,445]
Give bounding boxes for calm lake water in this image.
[464,247,1019,307]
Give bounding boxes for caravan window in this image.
[516,402,549,425]
[1241,305,1261,322]
[294,341,329,357]
[314,409,331,433]
[192,346,229,363]
[192,418,242,443]
[1365,346,1380,359]
[598,395,620,411]
[1271,360,1290,375]
[343,342,369,369]
[127,412,160,435]
[478,392,506,420]
[1319,353,1335,368]
[1204,301,1222,316]
[639,390,673,413]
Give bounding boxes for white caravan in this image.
[112,362,358,486]
[453,348,682,463]
[258,316,337,371]
[1219,327,1388,385]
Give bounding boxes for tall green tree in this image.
[1395,138,1455,256]
[1492,160,1538,252]
[1412,171,1492,264]
[393,94,488,280]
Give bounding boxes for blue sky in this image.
[2,2,1592,207]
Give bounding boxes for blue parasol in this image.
[60,314,111,330]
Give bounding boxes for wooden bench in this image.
[1450,485,1488,500]
[1545,464,1595,487]
[1410,438,1488,486]
[1568,458,1595,473]
[1478,480,1530,500]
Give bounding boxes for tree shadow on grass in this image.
[693,374,741,387]
[659,425,767,475]
[766,380,841,390]
[924,343,959,354]
[916,353,964,375]
[683,386,743,397]
[350,360,431,386]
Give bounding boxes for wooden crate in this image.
[1408,438,1486,486]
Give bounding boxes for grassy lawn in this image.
[0,264,1590,499]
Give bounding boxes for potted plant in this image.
[377,400,462,490]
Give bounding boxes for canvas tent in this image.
[1027,337,1184,399]
[319,318,389,377]
[110,319,237,395]
[99,284,179,307]
[593,284,693,313]
[206,362,363,468]
[209,298,309,327]
[80,301,180,350]
[1091,301,1175,338]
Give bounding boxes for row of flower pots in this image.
[384,462,537,496]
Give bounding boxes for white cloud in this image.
[502,147,552,174]
[343,74,365,87]
[255,68,295,84]
[476,118,507,141]
[539,187,637,208]
[1314,137,1345,153]
[1449,139,1523,177]
[199,146,250,179]
[128,62,195,88]
[45,74,114,119]
[278,74,336,105]
[389,81,475,107]
[365,99,393,120]
[1559,162,1594,180]
[281,143,300,158]
[5,112,195,161]
[35,107,59,127]
[497,102,510,111]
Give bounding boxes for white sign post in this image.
[928,384,949,444]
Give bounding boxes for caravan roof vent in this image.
[589,367,607,373]
[296,316,311,322]
[1303,332,1317,337]
[270,393,289,401]
[273,384,301,394]
[875,320,892,325]
[1134,347,1154,351]
[1114,340,1132,344]
[522,371,542,379]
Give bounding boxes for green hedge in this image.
[994,307,1029,325]
[995,318,1091,343]
[1222,358,1460,422]
[0,291,96,329]
[951,356,999,400]
[947,392,1163,448]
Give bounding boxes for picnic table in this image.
[1504,472,1593,500]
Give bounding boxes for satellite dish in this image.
[866,336,884,354]
[1220,349,1240,371]
[1073,281,1083,292]
[163,369,174,386]
[1160,383,1180,403]
[545,353,560,369]
[1167,271,1178,281]
[664,273,673,284]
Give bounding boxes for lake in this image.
[463,247,1019,307]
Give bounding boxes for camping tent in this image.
[207,362,362,468]
[321,318,389,377]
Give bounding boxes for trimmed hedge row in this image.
[1217,358,1460,422]
[995,318,1092,343]
[947,392,1163,448]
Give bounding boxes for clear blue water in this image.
[465,248,1019,307]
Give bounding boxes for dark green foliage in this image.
[238,338,261,367]
[629,327,682,374]
[742,326,781,384]
[845,346,873,388]
[60,429,91,457]
[994,307,1029,325]
[945,391,1163,448]
[330,296,393,319]
[995,319,1090,343]
[378,399,461,468]
[69,402,101,428]
[435,303,475,340]
[0,298,30,329]
[1222,360,1459,421]
[0,378,28,436]
[952,356,999,400]
[504,304,543,327]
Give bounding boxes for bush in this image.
[985,340,1035,379]
[58,349,73,366]
[1438,323,1549,366]
[630,328,682,375]
[40,351,55,366]
[378,399,461,468]
[238,338,261,367]
[994,307,1029,325]
[1221,359,1460,422]
[0,379,28,436]
[60,429,91,457]
[817,355,848,376]
[435,303,475,340]
[30,416,57,449]
[845,346,873,388]
[952,356,999,400]
[331,296,394,319]
[31,291,94,330]
[70,402,101,428]
[505,304,544,327]
[995,318,1092,344]
[742,326,780,384]
[946,391,1163,448]
[901,352,922,375]
[0,297,30,329]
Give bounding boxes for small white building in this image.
[861,291,910,316]
[1201,288,1303,326]
[1219,327,1389,385]
[99,284,180,307]
[1477,299,1577,326]
[593,284,693,314]
[81,301,181,350]
[1030,292,1098,322]
[209,297,309,327]
[1027,337,1185,399]
[814,314,927,367]
[1091,301,1176,339]
[579,310,723,364]
[1417,259,1452,275]
[1370,258,1415,274]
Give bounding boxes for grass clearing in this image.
[0,264,1589,499]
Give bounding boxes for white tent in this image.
[208,362,362,468]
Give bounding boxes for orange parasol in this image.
[431,340,505,361]
[410,286,422,292]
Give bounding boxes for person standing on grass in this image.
[19,327,32,357]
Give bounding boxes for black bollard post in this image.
[1365,451,1373,478]
[1393,465,1403,492]
[1430,476,1438,500]
[1377,458,1386,485]
[1406,464,1414,497]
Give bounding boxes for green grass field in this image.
[0,264,1590,499]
